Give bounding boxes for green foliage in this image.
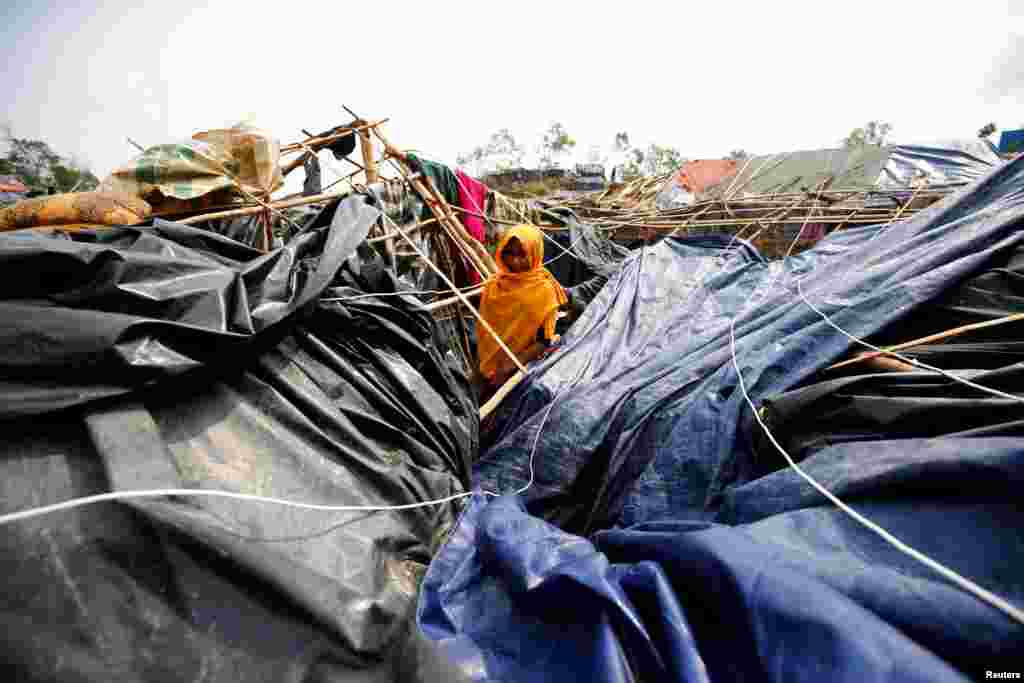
[843,120,892,148]
[456,128,525,172]
[51,164,99,192]
[641,143,684,175]
[1,125,100,193]
[539,122,576,169]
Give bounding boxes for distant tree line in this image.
[0,124,100,194]
[456,119,917,181]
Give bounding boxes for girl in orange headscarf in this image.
[477,224,568,390]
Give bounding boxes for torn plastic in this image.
[0,194,476,681]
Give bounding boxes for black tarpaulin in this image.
[0,195,474,682]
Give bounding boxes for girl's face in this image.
[502,237,531,273]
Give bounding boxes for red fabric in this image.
[674,159,739,194]
[456,170,487,242]
[456,170,488,285]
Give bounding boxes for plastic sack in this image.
[192,122,284,197]
[0,191,151,231]
[101,123,283,212]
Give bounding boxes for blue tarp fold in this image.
[421,157,1024,681]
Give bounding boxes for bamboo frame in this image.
[825,312,1024,372]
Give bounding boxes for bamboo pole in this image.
[365,217,438,244]
[424,286,485,311]
[358,128,379,184]
[581,215,919,231]
[279,119,389,154]
[411,173,492,279]
[178,189,350,224]
[480,370,526,418]
[372,125,496,278]
[825,312,1024,372]
[450,205,561,228]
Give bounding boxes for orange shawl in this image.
[478,224,568,380]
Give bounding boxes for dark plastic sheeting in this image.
[420,157,1024,681]
[0,196,475,682]
[541,214,629,288]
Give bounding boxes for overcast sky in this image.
[3,0,1023,187]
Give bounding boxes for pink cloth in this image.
[456,170,487,243]
[456,170,488,285]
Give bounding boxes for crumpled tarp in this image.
[101,124,284,211]
[875,139,1003,189]
[420,157,1024,681]
[542,213,630,290]
[0,195,475,682]
[655,159,741,209]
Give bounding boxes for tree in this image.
[610,132,639,181]
[1,125,99,192]
[456,128,525,174]
[978,122,997,138]
[51,164,100,193]
[728,149,751,160]
[538,122,575,169]
[843,121,892,148]
[641,143,684,175]
[5,137,60,189]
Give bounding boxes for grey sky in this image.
[3,0,1023,187]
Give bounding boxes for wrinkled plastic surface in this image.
[998,128,1024,155]
[193,124,285,196]
[0,197,380,418]
[0,196,475,682]
[543,215,629,290]
[477,157,1024,530]
[420,494,1017,682]
[702,146,891,197]
[875,139,1003,189]
[426,157,1024,680]
[102,124,283,210]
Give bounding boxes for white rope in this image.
[320,285,483,304]
[381,212,526,374]
[0,488,480,527]
[729,321,1024,625]
[793,278,1024,404]
[726,208,1024,626]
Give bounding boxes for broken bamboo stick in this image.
[825,312,1024,373]
[480,370,525,419]
[280,119,389,154]
[372,125,495,278]
[178,189,350,224]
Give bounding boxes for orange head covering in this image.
[478,224,568,380]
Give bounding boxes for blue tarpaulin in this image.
[419,157,1024,681]
[999,129,1024,155]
